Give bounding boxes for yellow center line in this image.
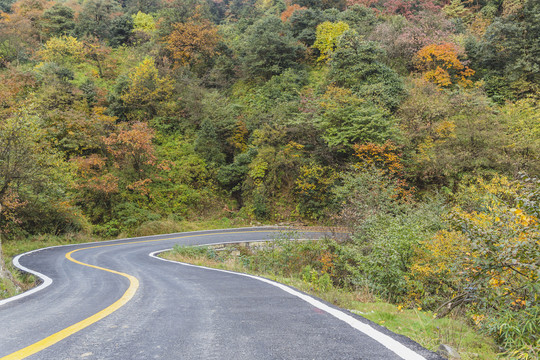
[1,230,288,360]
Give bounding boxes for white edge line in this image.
[0,227,309,307]
[149,247,427,360]
[0,250,53,306]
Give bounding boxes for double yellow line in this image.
[1,230,279,360]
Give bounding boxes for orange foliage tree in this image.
[104,121,157,179]
[165,16,221,67]
[353,141,414,201]
[0,0,52,61]
[353,141,404,177]
[415,43,475,88]
[0,67,35,110]
[280,4,306,22]
[72,154,119,195]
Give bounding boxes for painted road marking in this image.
[0,227,286,307]
[0,250,53,307]
[0,230,287,359]
[150,248,427,360]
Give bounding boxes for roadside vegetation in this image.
[0,0,538,357]
[162,233,499,359]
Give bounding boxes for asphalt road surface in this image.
[0,227,443,360]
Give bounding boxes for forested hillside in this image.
[0,0,538,356]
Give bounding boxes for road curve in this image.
[0,227,442,360]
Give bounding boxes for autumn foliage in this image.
[313,21,349,63]
[0,0,538,354]
[353,142,414,201]
[280,4,306,22]
[165,17,221,67]
[415,43,475,88]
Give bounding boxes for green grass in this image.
[350,304,498,360]
[162,243,500,360]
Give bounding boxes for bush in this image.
[295,163,338,219]
[353,200,444,302]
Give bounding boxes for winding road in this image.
[0,228,442,360]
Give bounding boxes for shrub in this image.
[295,163,338,219]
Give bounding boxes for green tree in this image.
[75,0,121,40]
[0,109,75,237]
[317,86,398,149]
[338,5,379,36]
[0,0,15,12]
[156,0,212,37]
[329,30,405,111]
[108,14,133,47]
[241,15,305,79]
[397,80,514,189]
[468,0,540,100]
[289,8,327,46]
[295,163,337,218]
[39,4,75,39]
[500,99,540,174]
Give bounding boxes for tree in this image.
[0,0,15,12]
[103,121,157,182]
[288,8,331,46]
[0,67,35,110]
[448,176,540,357]
[0,0,51,63]
[338,4,379,36]
[156,0,212,37]
[467,0,540,100]
[0,111,53,206]
[500,99,540,174]
[415,42,475,88]
[75,0,121,41]
[120,57,174,120]
[165,16,221,68]
[312,21,349,62]
[108,14,133,47]
[71,153,119,223]
[347,0,440,19]
[124,0,161,14]
[281,4,306,22]
[82,38,113,79]
[329,30,405,111]
[37,35,84,64]
[295,163,337,218]
[316,86,397,149]
[241,15,305,79]
[0,109,74,237]
[370,12,455,71]
[397,80,513,188]
[131,11,155,34]
[294,0,346,10]
[39,4,75,39]
[42,106,116,157]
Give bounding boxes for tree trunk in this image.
[0,203,8,281]
[0,203,17,291]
